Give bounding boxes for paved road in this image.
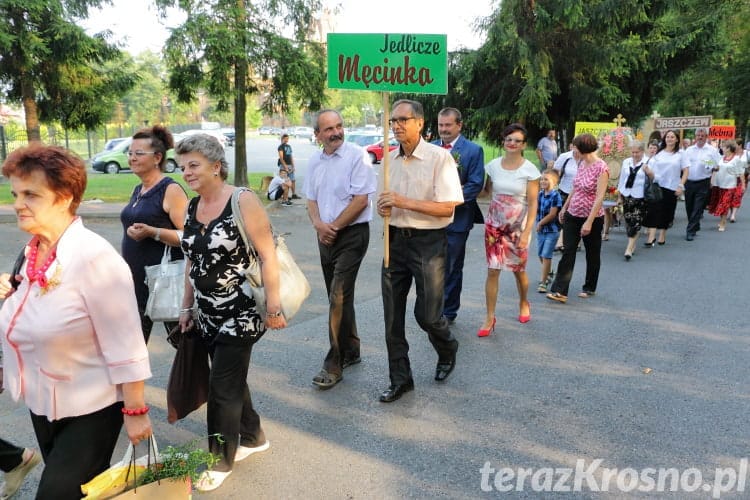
[1,198,749,499]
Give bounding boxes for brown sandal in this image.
[312,369,342,390]
[546,292,568,304]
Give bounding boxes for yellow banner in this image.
[713,119,735,126]
[574,122,616,137]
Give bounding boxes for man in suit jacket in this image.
[433,107,485,324]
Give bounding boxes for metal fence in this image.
[0,123,203,161]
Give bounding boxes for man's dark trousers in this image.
[382,226,458,386]
[319,222,369,376]
[443,230,470,321]
[685,178,711,236]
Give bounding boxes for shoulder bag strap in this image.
[9,247,26,290]
[560,156,571,180]
[230,187,255,257]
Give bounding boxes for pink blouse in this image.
[0,218,151,421]
[568,159,609,218]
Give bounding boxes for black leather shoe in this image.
[379,380,414,403]
[435,356,456,382]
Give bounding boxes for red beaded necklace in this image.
[26,238,58,289]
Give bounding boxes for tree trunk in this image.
[233,0,248,187]
[234,60,248,187]
[21,77,41,143]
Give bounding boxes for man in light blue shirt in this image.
[305,109,377,390]
[536,129,558,168]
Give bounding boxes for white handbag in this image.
[144,246,185,322]
[231,188,311,321]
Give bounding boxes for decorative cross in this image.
[613,113,627,127]
[650,110,661,120]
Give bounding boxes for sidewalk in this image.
[0,200,126,222]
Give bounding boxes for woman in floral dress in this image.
[478,123,540,337]
[707,140,746,231]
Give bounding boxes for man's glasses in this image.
[127,151,157,157]
[504,138,525,144]
[388,117,417,126]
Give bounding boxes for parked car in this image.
[220,127,235,146]
[180,129,227,148]
[258,126,275,135]
[366,137,399,164]
[103,137,129,151]
[289,126,314,140]
[90,138,179,174]
[346,133,382,148]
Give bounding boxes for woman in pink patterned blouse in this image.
[546,134,609,303]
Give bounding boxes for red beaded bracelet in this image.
[121,406,150,416]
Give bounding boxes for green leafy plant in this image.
[136,436,222,486]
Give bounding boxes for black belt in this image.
[388,225,445,238]
[686,178,711,183]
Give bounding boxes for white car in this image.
[289,126,315,140]
[179,129,227,148]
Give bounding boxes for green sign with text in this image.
[327,33,448,94]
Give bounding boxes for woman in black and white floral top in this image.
[176,133,286,493]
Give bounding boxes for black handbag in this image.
[644,177,663,203]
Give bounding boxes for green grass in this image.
[0,172,275,205]
[474,139,542,168]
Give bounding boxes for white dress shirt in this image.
[684,143,721,181]
[304,141,377,224]
[618,157,647,198]
[380,138,463,229]
[649,150,687,191]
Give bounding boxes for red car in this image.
[366,138,399,164]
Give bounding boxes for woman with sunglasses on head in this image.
[120,126,189,343]
[175,134,286,492]
[478,123,539,337]
[546,133,609,303]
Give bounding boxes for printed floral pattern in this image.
[485,193,529,272]
[182,197,265,343]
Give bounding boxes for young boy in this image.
[536,169,563,292]
[267,168,293,206]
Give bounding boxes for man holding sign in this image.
[376,99,463,403]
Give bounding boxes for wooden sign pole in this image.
[382,92,391,268]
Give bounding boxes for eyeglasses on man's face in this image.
[127,151,157,157]
[388,116,417,126]
[504,137,525,144]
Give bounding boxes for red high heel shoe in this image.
[518,302,531,324]
[477,317,496,337]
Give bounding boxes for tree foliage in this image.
[465,0,729,145]
[0,0,137,141]
[156,0,327,186]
